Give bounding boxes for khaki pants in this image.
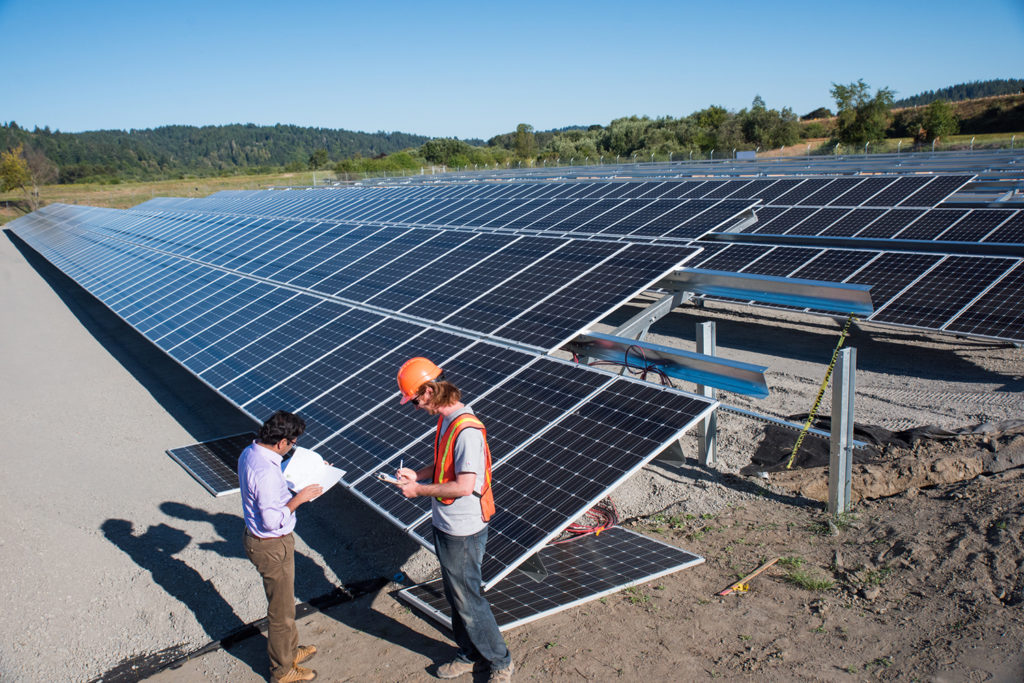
[244,531,298,679]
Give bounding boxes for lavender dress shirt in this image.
[238,441,296,538]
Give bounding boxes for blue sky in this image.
[3,0,1023,141]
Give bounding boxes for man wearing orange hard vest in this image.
[391,357,514,683]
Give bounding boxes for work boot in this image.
[488,661,514,682]
[436,658,481,679]
[294,644,317,666]
[274,665,317,682]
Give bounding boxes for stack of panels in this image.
[686,242,1024,341]
[8,204,715,587]
[399,526,704,631]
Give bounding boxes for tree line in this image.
[892,78,1024,108]
[0,123,430,184]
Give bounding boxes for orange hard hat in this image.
[397,357,442,404]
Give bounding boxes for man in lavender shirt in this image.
[239,411,323,683]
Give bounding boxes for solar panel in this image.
[491,243,700,349]
[818,208,887,237]
[944,262,1024,339]
[893,209,967,240]
[872,255,1018,328]
[984,211,1024,244]
[899,174,972,206]
[862,176,932,206]
[844,252,945,309]
[853,209,927,239]
[165,432,255,496]
[399,527,704,631]
[936,209,1014,243]
[827,176,897,206]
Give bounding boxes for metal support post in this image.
[828,347,856,515]
[695,321,718,467]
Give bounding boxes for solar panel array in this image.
[130,172,1024,343]
[10,167,1023,625]
[8,200,715,588]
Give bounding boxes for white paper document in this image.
[282,446,345,496]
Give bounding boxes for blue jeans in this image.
[433,526,511,670]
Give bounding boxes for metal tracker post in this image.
[695,321,717,467]
[828,347,856,515]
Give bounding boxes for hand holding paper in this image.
[282,447,345,498]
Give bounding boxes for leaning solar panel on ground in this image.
[399,527,704,631]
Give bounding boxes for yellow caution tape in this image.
[785,313,857,470]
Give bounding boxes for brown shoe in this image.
[274,665,317,682]
[488,661,514,683]
[437,658,481,679]
[294,644,317,666]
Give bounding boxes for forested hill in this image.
[0,123,431,183]
[893,78,1024,108]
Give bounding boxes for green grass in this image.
[862,567,893,586]
[784,569,835,591]
[778,556,806,569]
[623,586,650,605]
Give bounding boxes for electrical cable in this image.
[549,497,619,544]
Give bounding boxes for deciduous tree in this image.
[830,79,894,145]
[513,123,536,160]
[308,148,328,169]
[920,99,959,142]
[0,144,38,210]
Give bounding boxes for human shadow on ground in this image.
[159,501,337,602]
[100,519,251,647]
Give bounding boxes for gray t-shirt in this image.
[431,406,488,536]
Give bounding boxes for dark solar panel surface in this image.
[944,262,1024,339]
[873,256,1018,328]
[399,527,703,630]
[985,212,1024,243]
[937,210,1013,243]
[166,433,255,497]
[839,252,945,309]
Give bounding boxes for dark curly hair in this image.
[257,410,305,446]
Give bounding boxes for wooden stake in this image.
[718,557,779,596]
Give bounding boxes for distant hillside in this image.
[893,78,1024,108]
[0,123,430,183]
[890,93,1024,136]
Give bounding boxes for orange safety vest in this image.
[433,413,495,522]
